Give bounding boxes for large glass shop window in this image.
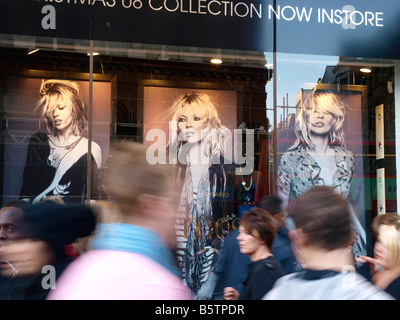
[0,32,398,301]
[0,36,272,299]
[274,53,397,257]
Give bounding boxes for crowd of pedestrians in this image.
[0,141,398,300]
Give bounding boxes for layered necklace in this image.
[47,136,83,168]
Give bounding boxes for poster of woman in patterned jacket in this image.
[277,88,367,262]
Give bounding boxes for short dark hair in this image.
[257,196,283,215]
[294,186,352,250]
[240,207,277,250]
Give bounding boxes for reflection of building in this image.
[276,111,296,141]
[276,94,296,141]
[320,58,395,142]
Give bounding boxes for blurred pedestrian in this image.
[0,206,25,244]
[72,200,122,255]
[263,186,393,300]
[39,195,81,259]
[212,228,251,300]
[0,202,96,299]
[258,195,299,274]
[1,200,29,209]
[224,207,284,300]
[213,195,298,300]
[357,213,400,299]
[48,142,193,300]
[39,195,65,205]
[0,205,25,279]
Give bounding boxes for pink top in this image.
[47,250,193,300]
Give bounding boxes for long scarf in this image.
[177,164,214,294]
[90,223,180,277]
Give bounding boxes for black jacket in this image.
[240,256,284,300]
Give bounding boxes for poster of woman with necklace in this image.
[166,91,237,300]
[18,79,104,204]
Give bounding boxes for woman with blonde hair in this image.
[20,79,102,204]
[358,213,400,299]
[168,92,236,300]
[277,90,366,260]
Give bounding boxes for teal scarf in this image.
[90,223,180,277]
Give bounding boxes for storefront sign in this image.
[0,0,399,58]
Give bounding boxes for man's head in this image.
[0,202,96,277]
[257,195,284,226]
[258,196,283,215]
[103,142,180,247]
[0,206,25,275]
[0,206,24,245]
[293,186,352,251]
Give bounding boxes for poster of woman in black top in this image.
[14,78,110,204]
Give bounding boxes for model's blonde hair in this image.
[167,92,229,164]
[290,91,347,151]
[372,213,400,240]
[36,79,87,136]
[377,216,400,266]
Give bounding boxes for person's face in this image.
[177,106,208,143]
[0,207,23,246]
[0,239,54,277]
[237,225,262,257]
[137,192,180,250]
[51,96,73,132]
[305,103,334,136]
[374,236,395,269]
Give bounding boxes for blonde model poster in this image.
[277,88,367,262]
[3,76,111,204]
[144,87,238,299]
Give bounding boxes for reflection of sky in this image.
[264,52,339,129]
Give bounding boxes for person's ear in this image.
[289,228,307,253]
